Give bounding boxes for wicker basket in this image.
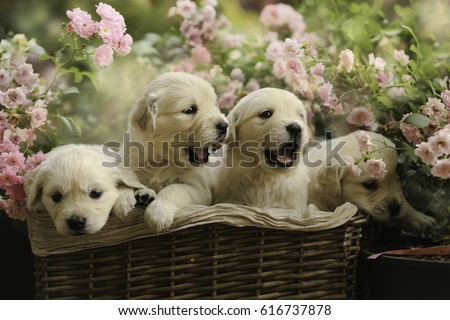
[29,204,366,299]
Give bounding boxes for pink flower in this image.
[114,34,133,56]
[285,59,306,76]
[318,83,333,105]
[400,121,423,144]
[393,49,410,66]
[420,97,446,118]
[338,49,354,73]
[441,90,450,108]
[260,4,304,33]
[0,138,19,154]
[0,68,11,89]
[96,2,125,25]
[347,107,374,127]
[29,107,48,128]
[225,34,245,48]
[368,53,386,71]
[12,63,39,87]
[24,151,46,171]
[365,159,387,179]
[2,198,29,221]
[191,46,212,65]
[94,44,114,67]
[343,155,362,176]
[246,78,260,92]
[272,58,286,79]
[283,38,300,58]
[354,131,375,152]
[66,7,98,39]
[428,129,450,156]
[310,63,325,77]
[377,71,393,87]
[0,167,24,188]
[5,183,26,201]
[98,19,125,46]
[415,141,438,165]
[0,150,26,173]
[170,0,197,19]
[174,58,195,73]
[265,41,284,62]
[260,4,288,28]
[0,87,27,109]
[431,159,450,179]
[218,92,237,110]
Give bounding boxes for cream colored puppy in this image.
[125,72,228,232]
[24,144,155,235]
[213,88,310,210]
[307,131,436,232]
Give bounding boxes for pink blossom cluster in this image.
[66,2,133,67]
[168,0,235,75]
[259,3,306,43]
[1,37,50,220]
[344,131,387,179]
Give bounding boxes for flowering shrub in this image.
[135,0,450,238]
[0,2,131,220]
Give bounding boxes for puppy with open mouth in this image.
[24,144,155,236]
[212,88,310,210]
[126,72,228,232]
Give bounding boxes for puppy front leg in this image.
[144,183,211,233]
[397,202,436,233]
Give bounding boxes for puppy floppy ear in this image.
[225,108,242,143]
[129,93,158,134]
[314,164,346,196]
[24,165,46,214]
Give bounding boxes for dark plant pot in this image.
[363,249,450,299]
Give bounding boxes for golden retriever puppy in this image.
[24,144,155,235]
[307,131,435,232]
[212,88,310,210]
[126,72,228,232]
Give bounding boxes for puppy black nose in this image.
[67,216,86,232]
[216,121,228,135]
[388,203,401,217]
[286,123,302,136]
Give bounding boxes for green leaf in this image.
[58,115,73,133]
[376,94,394,109]
[74,72,83,83]
[39,53,51,61]
[402,113,431,128]
[403,143,419,163]
[62,87,80,95]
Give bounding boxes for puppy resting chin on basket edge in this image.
[307,130,436,233]
[24,144,155,236]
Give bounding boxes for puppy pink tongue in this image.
[276,155,292,164]
[194,148,208,160]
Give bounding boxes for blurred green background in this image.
[0,0,448,146]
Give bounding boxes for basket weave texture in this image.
[30,203,366,299]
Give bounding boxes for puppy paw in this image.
[144,200,175,233]
[134,187,156,207]
[399,211,436,233]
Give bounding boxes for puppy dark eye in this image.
[183,104,198,114]
[362,180,378,191]
[51,192,63,203]
[89,189,103,199]
[259,110,273,119]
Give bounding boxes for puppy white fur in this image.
[126,72,228,232]
[213,88,310,210]
[307,131,436,232]
[24,144,155,235]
